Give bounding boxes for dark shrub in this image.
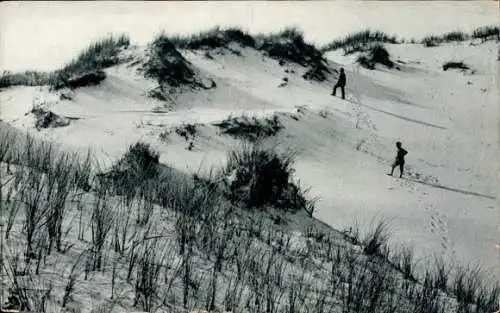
[213,114,283,142]
[362,219,391,256]
[120,142,159,178]
[52,34,129,90]
[147,87,168,101]
[0,71,52,88]
[422,36,439,47]
[159,27,329,81]
[322,30,398,54]
[30,107,70,129]
[357,44,393,69]
[144,35,195,87]
[100,142,160,196]
[171,27,256,50]
[302,64,329,81]
[223,28,256,47]
[371,44,394,68]
[442,61,470,71]
[256,28,330,81]
[175,123,198,141]
[1,35,127,89]
[356,56,375,70]
[472,25,499,41]
[421,31,469,47]
[224,145,313,214]
[442,31,468,42]
[64,70,106,89]
[257,28,323,67]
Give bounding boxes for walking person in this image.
[331,67,346,99]
[388,141,408,178]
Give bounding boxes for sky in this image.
[0,1,497,72]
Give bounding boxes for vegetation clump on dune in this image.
[30,106,71,130]
[169,26,331,82]
[256,27,331,81]
[170,26,256,50]
[143,35,196,88]
[143,34,216,99]
[421,26,499,47]
[0,35,129,90]
[322,29,398,54]
[51,34,130,90]
[96,141,160,196]
[213,114,283,142]
[442,61,471,72]
[471,25,499,42]
[357,44,395,70]
[0,70,52,88]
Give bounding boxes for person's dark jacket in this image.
[337,72,346,86]
[396,148,408,163]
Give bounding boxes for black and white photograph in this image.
[0,1,498,312]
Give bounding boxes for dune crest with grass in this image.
[0,26,499,313]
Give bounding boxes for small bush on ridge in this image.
[357,44,394,70]
[0,71,52,88]
[442,61,470,71]
[0,35,128,89]
[98,142,160,196]
[472,25,499,41]
[256,28,324,66]
[223,144,313,214]
[322,29,398,54]
[52,34,129,90]
[30,107,70,130]
[170,26,256,50]
[213,114,283,142]
[144,34,195,88]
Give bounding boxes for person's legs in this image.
[332,84,338,96]
[390,162,397,175]
[341,86,345,99]
[399,163,404,178]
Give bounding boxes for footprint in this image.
[428,206,451,253]
[434,213,448,232]
[430,219,437,228]
[441,236,450,250]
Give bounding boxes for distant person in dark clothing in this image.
[331,68,346,99]
[389,141,408,178]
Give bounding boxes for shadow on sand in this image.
[360,103,447,130]
[406,177,496,200]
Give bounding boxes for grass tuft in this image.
[0,71,52,88]
[421,31,468,47]
[0,34,129,89]
[255,27,331,81]
[357,44,394,70]
[144,34,195,88]
[214,114,283,142]
[98,141,160,196]
[30,106,70,130]
[51,34,130,90]
[442,61,470,71]
[362,218,391,256]
[223,144,314,214]
[472,25,499,41]
[322,29,398,54]
[170,26,256,50]
[256,27,322,66]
